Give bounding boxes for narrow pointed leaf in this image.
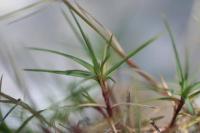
[0,99,20,125]
[189,89,200,100]
[28,47,93,71]
[106,34,160,75]
[101,35,113,70]
[16,110,45,133]
[164,19,184,87]
[155,96,179,102]
[70,10,99,72]
[24,69,94,78]
[0,92,50,126]
[184,48,189,81]
[107,76,116,83]
[150,116,164,122]
[182,81,200,98]
[188,81,200,91]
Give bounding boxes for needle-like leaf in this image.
[184,48,189,82]
[154,96,179,102]
[189,89,200,100]
[0,92,50,126]
[0,99,20,125]
[70,9,99,73]
[16,110,45,133]
[164,19,184,88]
[105,34,160,75]
[101,35,113,71]
[24,69,95,78]
[27,47,93,71]
[182,81,200,98]
[62,0,159,86]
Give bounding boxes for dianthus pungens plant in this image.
[1,0,200,132]
[162,19,200,132]
[24,7,159,132]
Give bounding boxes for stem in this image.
[169,97,185,128]
[99,79,113,117]
[112,102,157,109]
[98,78,117,132]
[150,119,160,133]
[108,117,118,133]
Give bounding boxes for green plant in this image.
[160,19,200,130]
[1,0,200,133]
[24,7,159,132]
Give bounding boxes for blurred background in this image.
[0,0,200,131]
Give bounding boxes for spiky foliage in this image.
[0,1,200,133]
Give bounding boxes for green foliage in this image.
[1,0,200,132]
[105,34,160,75]
[27,47,94,71]
[70,9,100,74]
[164,19,185,88]
[24,69,95,78]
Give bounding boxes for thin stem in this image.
[98,78,117,132]
[61,103,108,117]
[150,119,161,133]
[108,117,118,133]
[169,97,185,128]
[62,103,106,108]
[112,102,157,109]
[99,79,113,117]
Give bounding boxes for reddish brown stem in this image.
[102,89,112,117]
[98,78,118,132]
[99,79,113,117]
[169,97,185,128]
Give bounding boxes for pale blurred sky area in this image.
[0,0,200,108]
